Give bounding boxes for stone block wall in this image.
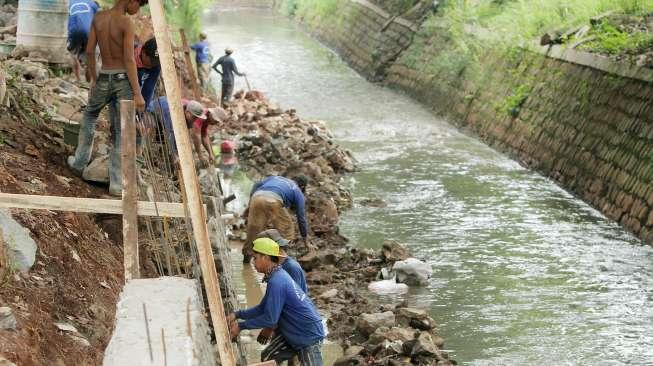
[289,0,653,244]
[306,0,417,81]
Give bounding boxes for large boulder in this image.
[0,209,36,273]
[381,240,410,263]
[396,307,437,331]
[356,311,395,337]
[392,258,432,285]
[82,155,109,183]
[0,306,17,330]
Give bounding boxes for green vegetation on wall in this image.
[164,0,214,40]
[96,0,213,40]
[279,0,343,27]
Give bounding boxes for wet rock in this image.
[393,257,432,285]
[0,209,37,273]
[368,326,414,345]
[333,355,365,366]
[356,311,395,336]
[403,331,440,358]
[381,240,410,263]
[82,155,109,183]
[397,307,436,331]
[359,197,387,208]
[343,345,365,356]
[0,306,17,330]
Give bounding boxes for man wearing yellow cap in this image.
[228,238,324,365]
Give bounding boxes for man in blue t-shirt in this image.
[229,238,324,366]
[67,0,99,81]
[190,33,211,88]
[244,175,310,263]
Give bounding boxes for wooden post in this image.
[179,28,202,100]
[149,2,237,365]
[121,100,139,281]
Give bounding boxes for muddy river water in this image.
[206,5,653,365]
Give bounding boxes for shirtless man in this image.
[67,0,148,196]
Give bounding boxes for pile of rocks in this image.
[220,90,356,240]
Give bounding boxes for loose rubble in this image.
[220,90,453,365]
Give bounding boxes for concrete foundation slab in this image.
[103,277,217,366]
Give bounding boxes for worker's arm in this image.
[139,66,160,107]
[201,130,214,163]
[233,62,245,77]
[122,19,144,111]
[238,280,284,330]
[293,191,309,239]
[190,126,206,163]
[212,56,223,75]
[86,20,98,86]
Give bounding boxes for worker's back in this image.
[252,176,302,207]
[93,10,129,70]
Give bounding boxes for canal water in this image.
[206,5,653,365]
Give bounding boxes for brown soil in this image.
[0,79,125,365]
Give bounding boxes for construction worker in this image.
[212,47,245,105]
[257,229,307,293]
[66,0,149,196]
[147,97,226,166]
[190,32,211,88]
[67,0,100,82]
[243,175,310,263]
[228,238,324,366]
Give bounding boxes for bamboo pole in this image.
[121,100,139,281]
[179,29,201,100]
[148,2,236,365]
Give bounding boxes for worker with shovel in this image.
[212,47,246,105]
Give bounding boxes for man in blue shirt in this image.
[228,238,324,366]
[190,33,211,89]
[67,0,100,81]
[244,175,310,263]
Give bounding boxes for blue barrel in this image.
[16,0,69,63]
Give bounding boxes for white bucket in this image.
[16,0,69,63]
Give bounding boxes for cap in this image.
[252,238,286,257]
[225,47,234,54]
[186,100,206,120]
[256,229,290,247]
[207,107,227,122]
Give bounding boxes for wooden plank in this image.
[0,193,194,218]
[179,29,201,100]
[120,100,139,282]
[149,2,236,366]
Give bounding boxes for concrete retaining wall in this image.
[283,0,653,245]
[103,277,216,366]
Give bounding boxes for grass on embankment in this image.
[277,0,653,80]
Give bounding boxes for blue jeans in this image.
[68,72,133,193]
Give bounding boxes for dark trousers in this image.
[261,334,323,366]
[221,81,234,104]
